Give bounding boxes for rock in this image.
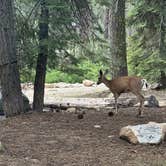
[126,98,136,106]
[119,127,138,144]
[21,82,33,89]
[144,95,159,107]
[66,107,77,113]
[45,83,55,88]
[150,83,163,90]
[82,80,95,87]
[22,93,31,112]
[54,82,82,88]
[94,125,101,128]
[134,95,159,108]
[120,122,166,144]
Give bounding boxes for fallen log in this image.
[43,97,138,112]
[44,103,107,111]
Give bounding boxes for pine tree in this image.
[109,0,128,78]
[33,0,49,112]
[0,0,23,117]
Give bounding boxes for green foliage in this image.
[46,70,82,83]
[16,0,108,79]
[16,0,166,84]
[127,0,166,82]
[20,68,35,83]
[45,60,105,83]
[77,60,106,81]
[94,0,111,7]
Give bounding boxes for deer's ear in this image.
[99,69,103,75]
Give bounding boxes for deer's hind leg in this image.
[133,92,145,117]
[113,93,120,114]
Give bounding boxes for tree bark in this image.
[104,8,110,39]
[0,0,23,117]
[159,0,166,88]
[109,0,128,78]
[71,0,92,40]
[33,0,49,112]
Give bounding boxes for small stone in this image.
[94,125,101,128]
[31,159,40,164]
[131,150,137,153]
[77,114,84,119]
[82,80,94,87]
[66,107,77,113]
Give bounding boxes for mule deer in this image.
[97,70,148,116]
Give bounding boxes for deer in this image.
[97,70,148,117]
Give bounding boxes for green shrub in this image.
[46,60,105,83]
[20,60,106,83]
[46,70,83,83]
[77,60,105,81]
[20,68,35,83]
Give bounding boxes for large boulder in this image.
[120,122,166,144]
[150,83,163,90]
[144,95,159,107]
[134,95,159,108]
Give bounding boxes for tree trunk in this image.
[104,8,110,39]
[0,0,23,117]
[71,0,92,40]
[109,0,128,78]
[159,0,166,88]
[33,0,49,112]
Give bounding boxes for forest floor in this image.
[0,83,166,166]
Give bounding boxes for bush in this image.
[77,60,104,81]
[46,60,105,83]
[46,70,82,83]
[20,68,35,83]
[20,60,106,83]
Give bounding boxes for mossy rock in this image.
[0,93,30,115]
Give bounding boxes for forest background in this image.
[16,0,166,84]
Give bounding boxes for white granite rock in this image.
[66,107,77,113]
[144,95,159,107]
[120,122,166,144]
[82,80,95,87]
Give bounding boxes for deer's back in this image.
[109,76,142,94]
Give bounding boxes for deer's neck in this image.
[102,77,112,88]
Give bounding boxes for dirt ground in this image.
[0,107,166,166]
[0,85,166,166]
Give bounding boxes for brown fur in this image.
[97,70,145,116]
